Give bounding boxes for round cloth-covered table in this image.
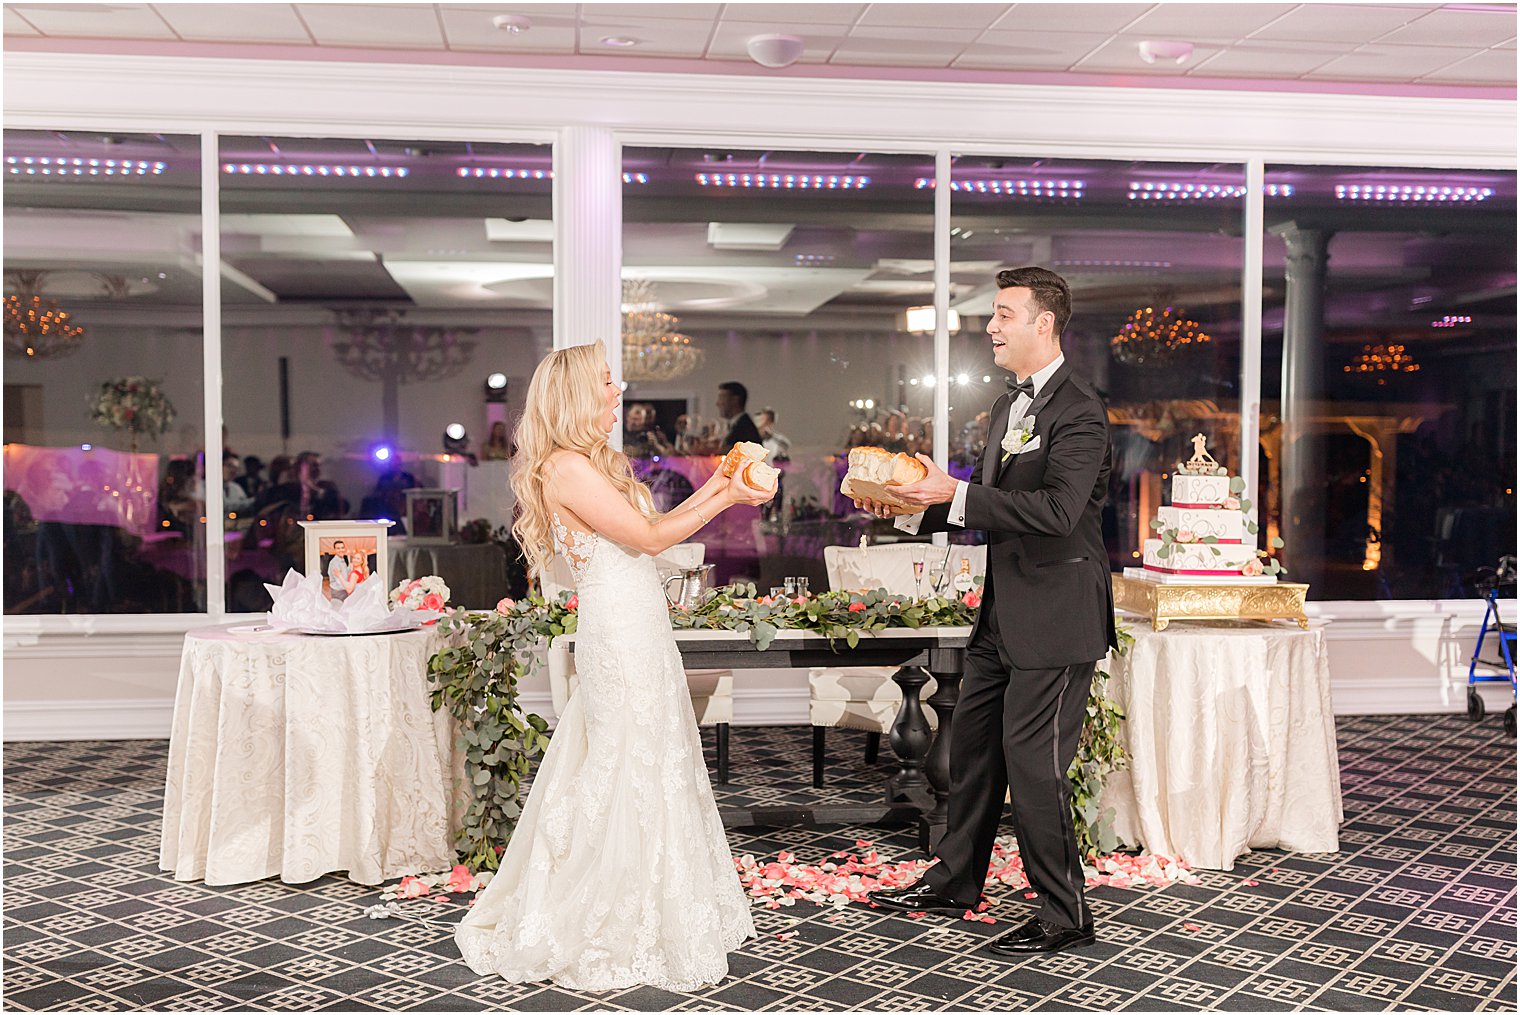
[159,624,463,886]
[1100,620,1343,870]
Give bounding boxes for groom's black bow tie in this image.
[1006,376,1036,400]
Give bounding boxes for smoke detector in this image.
[746,33,806,69]
[1137,40,1194,65]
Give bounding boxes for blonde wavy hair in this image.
[509,340,656,582]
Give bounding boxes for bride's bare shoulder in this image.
[545,449,592,474]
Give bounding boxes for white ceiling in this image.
[3,2,1515,89]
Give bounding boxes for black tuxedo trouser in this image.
[921,579,1096,929]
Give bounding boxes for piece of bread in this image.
[839,446,928,516]
[720,441,768,478]
[846,446,927,486]
[741,459,780,493]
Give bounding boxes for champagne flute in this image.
[910,544,927,599]
[928,547,953,597]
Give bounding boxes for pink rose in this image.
[1241,558,1264,577]
[848,602,867,613]
[1176,529,1196,543]
[1223,497,1241,511]
[495,597,514,614]
[565,595,579,610]
[422,592,445,611]
[962,588,982,609]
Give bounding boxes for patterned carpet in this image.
[3,715,1515,1012]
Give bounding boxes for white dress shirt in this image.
[895,353,1065,535]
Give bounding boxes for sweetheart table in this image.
[569,625,973,851]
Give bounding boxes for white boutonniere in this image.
[1001,417,1037,462]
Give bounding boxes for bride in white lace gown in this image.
[455,342,767,991]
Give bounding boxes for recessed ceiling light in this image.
[600,35,640,48]
[492,14,531,33]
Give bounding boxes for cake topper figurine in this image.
[1180,433,1224,475]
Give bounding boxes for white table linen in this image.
[160,624,464,886]
[1100,620,1343,870]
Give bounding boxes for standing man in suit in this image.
[716,381,764,449]
[854,266,1116,956]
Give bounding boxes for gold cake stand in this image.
[1112,574,1310,632]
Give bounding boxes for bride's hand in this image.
[725,469,775,506]
[698,466,729,496]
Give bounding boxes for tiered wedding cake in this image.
[1138,435,1283,582]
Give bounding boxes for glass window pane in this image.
[621,147,935,590]
[4,129,205,614]
[951,157,1247,575]
[218,137,551,610]
[1263,164,1517,599]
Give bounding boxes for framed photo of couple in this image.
[299,519,391,603]
[404,488,457,545]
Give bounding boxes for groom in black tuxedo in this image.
[854,266,1115,956]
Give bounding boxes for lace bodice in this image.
[551,512,599,585]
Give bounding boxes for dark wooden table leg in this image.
[885,664,934,808]
[919,646,964,852]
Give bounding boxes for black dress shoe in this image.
[867,882,982,916]
[984,916,1095,955]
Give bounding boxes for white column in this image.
[1238,159,1264,520]
[932,149,952,550]
[202,130,226,616]
[552,127,623,443]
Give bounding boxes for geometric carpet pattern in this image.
[3,715,1515,1011]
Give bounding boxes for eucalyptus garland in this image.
[427,583,1131,869]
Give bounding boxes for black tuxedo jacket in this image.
[919,360,1117,670]
[723,413,763,448]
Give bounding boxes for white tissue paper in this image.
[263,569,442,634]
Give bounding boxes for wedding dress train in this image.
[455,515,754,991]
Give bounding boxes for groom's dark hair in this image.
[997,266,1071,340]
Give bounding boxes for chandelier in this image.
[4,270,86,359]
[328,307,477,440]
[1344,342,1420,385]
[622,279,703,382]
[1110,304,1211,367]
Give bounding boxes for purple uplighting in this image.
[7,156,164,177]
[695,173,870,189]
[223,163,408,178]
[921,178,1085,198]
[1337,183,1492,203]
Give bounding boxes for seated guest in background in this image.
[238,455,267,500]
[256,450,344,519]
[756,407,792,462]
[359,470,417,534]
[717,381,763,448]
[221,452,254,514]
[672,413,696,454]
[265,455,293,490]
[482,420,511,461]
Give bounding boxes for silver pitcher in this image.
[664,564,716,610]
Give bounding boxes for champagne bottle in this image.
[952,557,974,594]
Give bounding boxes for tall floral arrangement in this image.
[89,376,177,445]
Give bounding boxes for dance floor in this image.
[3,715,1514,1012]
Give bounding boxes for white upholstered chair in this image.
[810,542,987,787]
[544,542,736,782]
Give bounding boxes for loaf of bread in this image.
[741,460,780,493]
[845,447,927,486]
[838,446,928,516]
[720,441,768,478]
